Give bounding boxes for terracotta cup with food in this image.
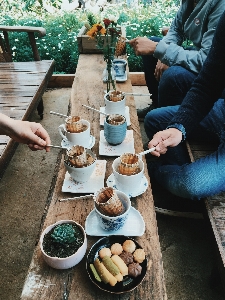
[58,116,91,148]
[104,114,127,145]
[94,187,131,231]
[112,153,144,196]
[64,145,96,182]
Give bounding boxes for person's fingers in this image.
[28,140,49,151]
[154,70,160,81]
[147,140,161,157]
[34,126,51,152]
[128,38,136,47]
[27,143,42,151]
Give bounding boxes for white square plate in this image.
[100,106,131,126]
[85,206,145,236]
[99,130,135,156]
[62,160,106,193]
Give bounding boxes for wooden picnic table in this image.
[0,60,54,178]
[21,54,167,300]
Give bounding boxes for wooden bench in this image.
[130,69,225,290]
[0,26,55,178]
[21,54,167,300]
[186,140,225,290]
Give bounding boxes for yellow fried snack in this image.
[122,239,136,253]
[102,256,120,276]
[94,258,110,284]
[115,272,123,282]
[133,248,146,263]
[89,263,101,282]
[115,36,126,57]
[111,243,123,255]
[99,247,111,259]
[111,254,128,276]
[94,258,117,286]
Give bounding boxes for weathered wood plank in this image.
[0,98,39,105]
[0,99,32,105]
[47,72,146,88]
[0,135,9,143]
[205,193,225,266]
[0,80,45,87]
[0,60,55,177]
[0,89,39,95]
[21,54,167,300]
[129,72,146,86]
[187,138,225,292]
[48,74,75,88]
[0,25,46,36]
[0,144,7,151]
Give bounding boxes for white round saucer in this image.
[106,173,148,198]
[61,135,95,149]
[85,207,145,236]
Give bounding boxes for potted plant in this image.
[40,220,87,269]
[77,13,104,54]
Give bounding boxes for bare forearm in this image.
[0,113,51,151]
[0,113,14,136]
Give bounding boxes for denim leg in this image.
[142,36,161,107]
[151,99,225,199]
[158,66,197,107]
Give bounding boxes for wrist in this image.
[166,123,186,142]
[0,113,13,136]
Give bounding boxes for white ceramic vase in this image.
[104,91,126,116]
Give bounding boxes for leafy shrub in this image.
[0,0,178,73]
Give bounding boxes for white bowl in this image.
[40,220,87,269]
[64,149,96,182]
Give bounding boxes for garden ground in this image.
[0,87,224,299]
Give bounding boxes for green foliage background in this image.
[0,0,178,73]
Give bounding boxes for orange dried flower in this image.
[86,24,106,38]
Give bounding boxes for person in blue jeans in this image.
[129,0,225,121]
[144,10,225,218]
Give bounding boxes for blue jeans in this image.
[142,37,198,107]
[144,99,225,200]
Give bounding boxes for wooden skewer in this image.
[138,147,156,156]
[59,194,94,201]
[82,104,108,117]
[50,111,68,118]
[47,144,67,150]
[125,93,152,96]
[103,91,151,97]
